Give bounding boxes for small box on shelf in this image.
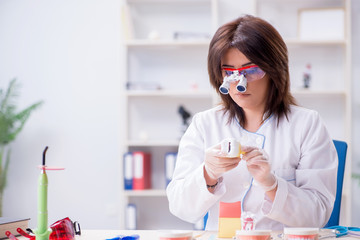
[298,8,345,41]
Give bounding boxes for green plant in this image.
[0,78,43,216]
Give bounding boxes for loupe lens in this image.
[219,86,229,94]
[219,79,230,94]
[236,85,246,92]
[236,75,247,93]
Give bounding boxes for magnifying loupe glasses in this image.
[219,65,266,94]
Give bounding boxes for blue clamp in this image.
[106,234,140,240]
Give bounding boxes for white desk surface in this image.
[16,229,358,240]
[76,230,214,240]
[15,230,210,240]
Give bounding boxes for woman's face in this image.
[221,48,270,113]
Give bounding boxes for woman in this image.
[166,15,337,230]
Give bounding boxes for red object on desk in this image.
[133,152,152,190]
[219,201,241,218]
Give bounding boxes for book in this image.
[123,152,133,190]
[133,151,152,190]
[0,217,30,239]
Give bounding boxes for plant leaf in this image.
[0,78,43,145]
[5,101,43,143]
[0,78,19,113]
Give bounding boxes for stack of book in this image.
[123,151,178,190]
[123,151,152,190]
[0,217,30,239]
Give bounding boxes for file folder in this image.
[125,204,137,230]
[133,151,152,190]
[123,152,133,190]
[165,152,177,186]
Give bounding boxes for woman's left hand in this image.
[241,146,277,192]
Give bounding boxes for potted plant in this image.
[0,78,43,216]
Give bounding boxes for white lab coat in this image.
[166,104,337,230]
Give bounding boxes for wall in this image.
[0,0,124,229]
[0,0,359,230]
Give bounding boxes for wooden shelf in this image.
[126,90,213,98]
[124,189,167,197]
[125,39,210,47]
[285,38,346,46]
[127,140,180,147]
[291,89,346,96]
[127,0,211,4]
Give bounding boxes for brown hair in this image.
[208,15,296,126]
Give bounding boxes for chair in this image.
[202,140,347,229]
[324,140,348,227]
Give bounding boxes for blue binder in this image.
[123,152,133,190]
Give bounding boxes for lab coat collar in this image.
[235,114,274,149]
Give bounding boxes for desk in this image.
[16,230,357,240]
[14,230,208,240]
[76,230,212,240]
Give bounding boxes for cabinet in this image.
[120,0,352,229]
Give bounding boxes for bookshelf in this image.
[121,0,352,229]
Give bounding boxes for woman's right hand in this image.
[204,143,242,181]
